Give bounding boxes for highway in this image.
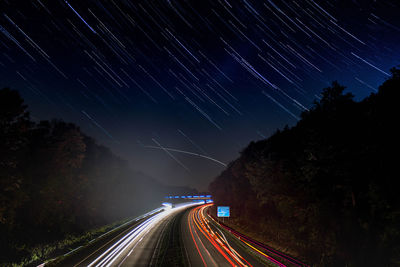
[52,203,304,267]
[64,203,196,267]
[186,204,310,267]
[183,204,288,267]
[183,204,262,267]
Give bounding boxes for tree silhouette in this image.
[210,68,400,266]
[0,88,30,225]
[0,87,195,265]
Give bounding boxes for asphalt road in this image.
[182,204,274,267]
[52,203,301,267]
[78,203,196,267]
[50,203,195,267]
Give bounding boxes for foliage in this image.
[210,68,400,266]
[0,88,187,265]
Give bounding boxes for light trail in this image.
[151,138,191,171]
[86,203,196,267]
[0,24,36,61]
[189,204,251,267]
[142,145,227,167]
[262,91,300,121]
[4,14,50,58]
[354,77,377,92]
[81,110,117,142]
[165,28,200,63]
[188,207,209,267]
[65,1,97,34]
[190,204,312,267]
[178,129,209,156]
[207,210,308,267]
[351,52,390,76]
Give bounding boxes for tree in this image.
[0,88,30,226]
[0,87,180,265]
[209,69,400,266]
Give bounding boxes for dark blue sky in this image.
[1,0,399,190]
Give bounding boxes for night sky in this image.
[1,0,399,190]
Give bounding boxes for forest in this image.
[210,68,400,266]
[0,88,193,265]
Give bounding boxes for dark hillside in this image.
[0,88,194,265]
[209,68,400,266]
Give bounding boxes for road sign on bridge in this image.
[217,206,230,217]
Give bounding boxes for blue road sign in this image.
[217,206,230,217]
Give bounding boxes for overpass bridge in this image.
[163,195,213,206]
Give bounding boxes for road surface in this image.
[67,203,195,266]
[52,203,305,266]
[183,204,282,267]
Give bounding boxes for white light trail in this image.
[87,203,196,267]
[142,145,227,167]
[65,0,97,34]
[152,138,190,171]
[351,52,390,76]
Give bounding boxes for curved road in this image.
[183,204,279,267]
[53,203,302,267]
[74,203,196,267]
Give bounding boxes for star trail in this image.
[1,0,399,189]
